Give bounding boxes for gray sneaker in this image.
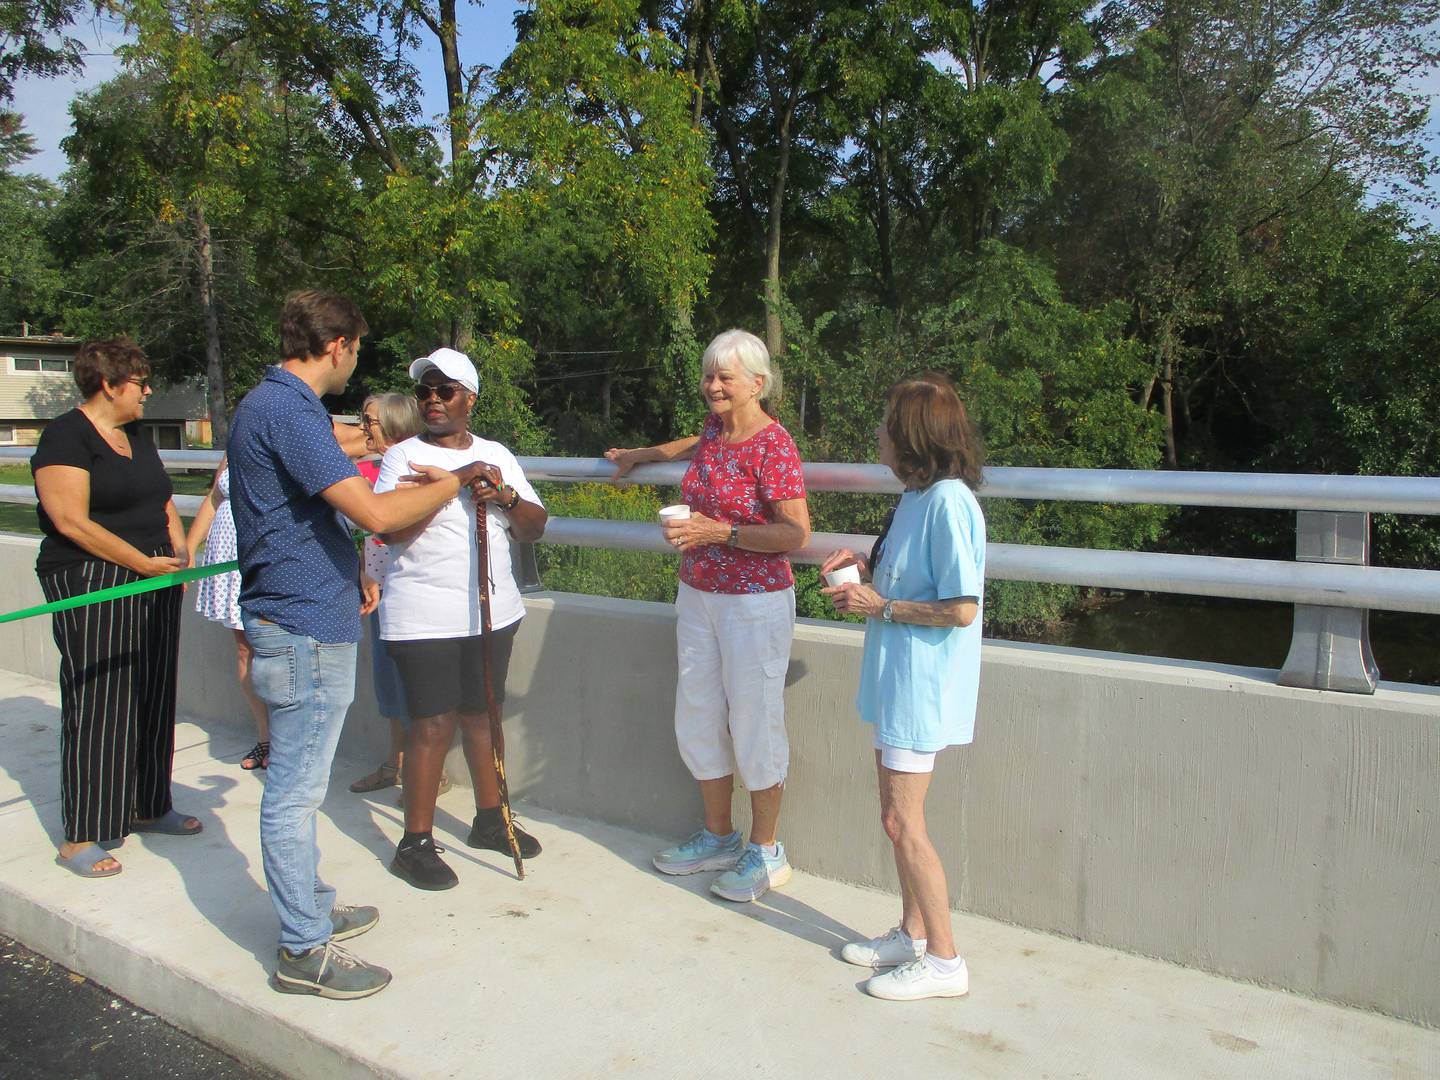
[272,941,392,1000]
[330,903,379,942]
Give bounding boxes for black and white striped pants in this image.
[38,555,182,844]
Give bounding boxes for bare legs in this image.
[402,710,501,831]
[699,775,783,846]
[232,629,269,743]
[386,718,405,774]
[877,752,955,958]
[401,712,453,832]
[458,712,502,809]
[699,776,733,836]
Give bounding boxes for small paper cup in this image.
[823,564,862,588]
[658,504,692,522]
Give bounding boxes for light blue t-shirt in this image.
[857,479,986,751]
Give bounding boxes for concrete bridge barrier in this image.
[0,534,1435,1027]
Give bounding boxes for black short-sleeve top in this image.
[31,409,174,574]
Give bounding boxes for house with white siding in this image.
[0,334,210,448]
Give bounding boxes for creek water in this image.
[998,593,1438,687]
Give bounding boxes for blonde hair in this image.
[700,329,782,406]
[363,392,424,445]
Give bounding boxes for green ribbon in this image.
[0,561,239,625]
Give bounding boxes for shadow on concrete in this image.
[1,695,65,846]
[339,788,518,883]
[2,692,275,971]
[143,770,275,971]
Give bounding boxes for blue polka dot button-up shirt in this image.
[228,366,362,644]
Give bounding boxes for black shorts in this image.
[384,623,519,720]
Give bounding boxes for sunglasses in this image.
[414,383,467,404]
[360,415,379,430]
[123,377,153,391]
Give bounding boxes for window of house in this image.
[10,357,71,373]
[150,424,183,450]
[0,426,14,444]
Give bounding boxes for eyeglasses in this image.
[124,377,153,392]
[414,383,466,403]
[360,415,379,430]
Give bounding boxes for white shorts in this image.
[873,731,939,773]
[674,582,794,790]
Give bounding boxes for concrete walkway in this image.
[1,669,1436,1080]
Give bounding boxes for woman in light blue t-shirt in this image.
[821,372,985,1003]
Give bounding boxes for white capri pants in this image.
[674,582,794,791]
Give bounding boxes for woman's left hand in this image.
[359,575,381,615]
[823,581,886,619]
[662,512,728,552]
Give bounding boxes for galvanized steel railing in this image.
[4,446,1438,693]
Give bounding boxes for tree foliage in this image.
[5,0,1439,628]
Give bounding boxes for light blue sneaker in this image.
[710,842,792,902]
[652,828,743,876]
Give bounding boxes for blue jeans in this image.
[243,616,357,953]
[368,612,409,723]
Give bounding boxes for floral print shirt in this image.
[679,413,807,594]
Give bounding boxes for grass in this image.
[0,465,214,493]
[0,465,212,536]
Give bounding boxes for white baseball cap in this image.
[409,347,479,394]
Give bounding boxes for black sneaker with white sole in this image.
[390,836,459,891]
[272,941,391,1000]
[466,815,542,858]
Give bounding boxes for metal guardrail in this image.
[542,520,1440,615]
[8,446,1440,512]
[5,447,1437,693]
[525,457,1440,513]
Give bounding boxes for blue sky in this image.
[10,3,525,178]
[9,5,1439,225]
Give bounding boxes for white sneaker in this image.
[863,956,969,1000]
[841,927,925,968]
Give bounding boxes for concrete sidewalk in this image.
[1,669,1436,1080]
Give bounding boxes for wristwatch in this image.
[727,523,740,546]
[881,598,895,623]
[500,486,522,512]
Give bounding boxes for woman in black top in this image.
[32,339,199,879]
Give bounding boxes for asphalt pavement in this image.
[0,935,273,1080]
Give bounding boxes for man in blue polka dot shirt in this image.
[229,290,475,1000]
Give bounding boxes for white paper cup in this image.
[658,504,692,522]
[823,564,862,588]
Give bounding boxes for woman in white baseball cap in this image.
[372,348,548,890]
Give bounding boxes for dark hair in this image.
[73,339,149,399]
[280,290,369,360]
[885,372,984,490]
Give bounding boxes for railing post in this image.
[1277,511,1378,693]
[511,539,544,593]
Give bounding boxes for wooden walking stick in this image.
[475,478,525,880]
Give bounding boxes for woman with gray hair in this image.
[349,392,438,797]
[607,329,811,903]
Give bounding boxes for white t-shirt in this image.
[374,434,542,640]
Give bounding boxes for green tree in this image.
[489,0,714,441]
[0,116,62,333]
[1048,0,1440,464]
[55,6,341,438]
[0,0,85,101]
[780,241,1168,631]
[678,0,864,355]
